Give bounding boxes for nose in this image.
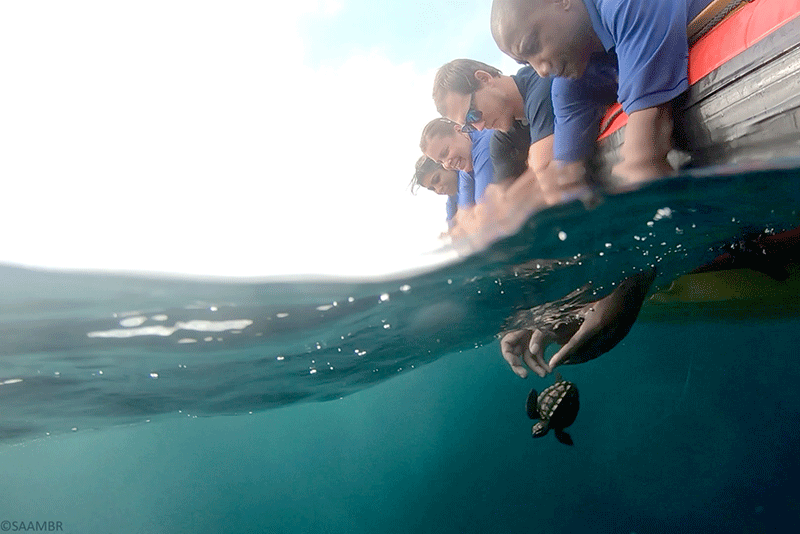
[531,57,551,77]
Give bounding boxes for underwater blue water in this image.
[2,163,800,533]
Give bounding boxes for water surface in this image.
[2,164,800,532]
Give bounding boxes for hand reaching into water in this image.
[500,329,550,378]
[500,269,657,377]
[500,318,582,378]
[448,180,547,249]
[534,160,592,205]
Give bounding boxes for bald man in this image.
[491,0,712,188]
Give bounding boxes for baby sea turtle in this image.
[526,373,579,445]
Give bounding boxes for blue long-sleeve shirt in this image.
[552,0,713,162]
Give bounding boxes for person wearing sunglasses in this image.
[490,0,713,189]
[432,58,558,186]
[433,58,605,205]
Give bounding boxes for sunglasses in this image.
[460,92,483,133]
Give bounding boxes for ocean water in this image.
[2,163,800,533]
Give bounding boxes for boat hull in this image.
[594,0,800,180]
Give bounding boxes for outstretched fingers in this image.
[527,329,552,377]
[500,329,533,378]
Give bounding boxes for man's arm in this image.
[547,268,656,369]
[540,67,616,201]
[499,268,657,377]
[527,134,554,178]
[529,135,590,205]
[527,134,577,205]
[613,104,675,185]
[607,0,696,182]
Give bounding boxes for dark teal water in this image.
[2,164,800,532]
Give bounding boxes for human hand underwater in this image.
[500,320,581,378]
[500,329,550,378]
[535,160,592,206]
[500,269,657,377]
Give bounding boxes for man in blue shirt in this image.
[419,118,496,207]
[432,59,556,184]
[490,0,713,194]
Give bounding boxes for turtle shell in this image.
[537,379,579,430]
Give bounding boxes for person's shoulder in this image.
[490,122,530,156]
[591,0,621,22]
[514,65,536,79]
[598,0,699,28]
[594,0,630,15]
[470,128,495,145]
[494,121,531,143]
[514,66,552,92]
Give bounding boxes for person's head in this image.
[432,59,517,132]
[410,156,459,196]
[419,118,474,173]
[490,0,599,80]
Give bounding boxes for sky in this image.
[1,1,521,278]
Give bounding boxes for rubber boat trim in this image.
[597,0,800,140]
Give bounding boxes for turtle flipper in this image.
[554,429,573,446]
[526,389,539,420]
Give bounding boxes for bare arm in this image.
[614,104,675,185]
[522,134,587,204]
[548,268,657,369]
[499,269,656,378]
[527,134,554,177]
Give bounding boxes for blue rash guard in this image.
[445,129,497,222]
[445,170,477,224]
[552,0,714,162]
[445,194,459,224]
[464,128,495,205]
[511,66,555,143]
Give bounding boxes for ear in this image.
[474,70,493,85]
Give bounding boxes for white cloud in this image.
[0,1,455,277]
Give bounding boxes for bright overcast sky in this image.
[1,1,521,278]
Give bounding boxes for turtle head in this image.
[531,421,549,438]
